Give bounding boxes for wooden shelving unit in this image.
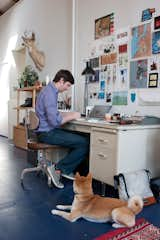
[13,86,41,149]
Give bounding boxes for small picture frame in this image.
[154,16,160,30]
[95,13,114,39]
[148,73,158,88]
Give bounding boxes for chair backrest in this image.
[29,111,39,130]
[26,110,39,142]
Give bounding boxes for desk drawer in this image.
[90,147,117,185]
[91,130,116,148]
[91,146,114,160]
[90,129,117,185]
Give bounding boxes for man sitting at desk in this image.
[35,69,89,189]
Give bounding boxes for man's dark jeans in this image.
[37,128,89,174]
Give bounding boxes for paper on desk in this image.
[138,89,160,106]
[76,118,86,121]
[75,118,100,123]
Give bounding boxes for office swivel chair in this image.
[21,110,64,188]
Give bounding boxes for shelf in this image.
[16,124,25,129]
[17,86,42,91]
[13,86,40,149]
[14,107,34,110]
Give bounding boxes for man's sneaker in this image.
[47,165,64,189]
[61,172,75,180]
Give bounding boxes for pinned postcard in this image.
[112,91,128,105]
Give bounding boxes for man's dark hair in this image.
[53,69,74,84]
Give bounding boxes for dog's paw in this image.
[112,223,125,228]
[56,205,66,210]
[51,209,59,215]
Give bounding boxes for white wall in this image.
[0,0,72,137]
[1,0,160,137]
[75,0,160,116]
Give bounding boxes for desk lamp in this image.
[81,61,95,115]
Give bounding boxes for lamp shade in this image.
[81,61,95,75]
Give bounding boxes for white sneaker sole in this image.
[61,173,75,181]
[47,167,64,189]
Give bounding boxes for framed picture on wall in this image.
[148,73,158,88]
[95,13,114,39]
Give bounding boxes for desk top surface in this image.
[67,117,160,131]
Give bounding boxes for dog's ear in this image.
[75,172,80,178]
[87,173,92,179]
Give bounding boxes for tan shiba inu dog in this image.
[51,173,143,228]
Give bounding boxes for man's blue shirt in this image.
[35,82,62,132]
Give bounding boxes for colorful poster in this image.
[131,23,151,58]
[95,13,114,39]
[130,60,148,88]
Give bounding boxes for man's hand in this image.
[60,111,81,125]
[71,112,81,119]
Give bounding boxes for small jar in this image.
[105,113,111,121]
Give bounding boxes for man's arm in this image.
[60,112,80,125]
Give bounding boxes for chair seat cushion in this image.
[28,141,62,150]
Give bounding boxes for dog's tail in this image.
[128,195,143,214]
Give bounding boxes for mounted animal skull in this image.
[22,32,45,71]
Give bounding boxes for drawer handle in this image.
[98,138,108,143]
[98,153,106,158]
